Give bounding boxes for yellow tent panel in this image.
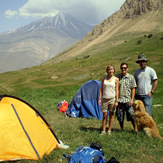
[0,95,59,162]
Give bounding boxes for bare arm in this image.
[151,79,158,93]
[98,77,104,106]
[149,79,158,97]
[129,87,136,106]
[115,77,119,107]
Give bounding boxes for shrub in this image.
[137,40,142,45]
[147,34,153,38]
[84,55,90,59]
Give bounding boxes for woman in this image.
[98,65,119,135]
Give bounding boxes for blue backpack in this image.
[64,143,106,163]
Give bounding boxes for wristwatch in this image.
[151,91,154,95]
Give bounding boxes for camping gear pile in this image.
[64,142,106,163]
[58,100,69,112]
[63,142,120,163]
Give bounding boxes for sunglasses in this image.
[121,67,127,70]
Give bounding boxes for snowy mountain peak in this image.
[11,12,94,39]
[48,10,59,17]
[52,12,69,27]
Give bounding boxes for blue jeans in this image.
[136,94,153,115]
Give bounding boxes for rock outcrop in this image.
[87,0,163,39]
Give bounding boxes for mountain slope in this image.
[45,0,163,64]
[0,12,94,73]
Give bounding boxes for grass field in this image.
[0,32,163,162]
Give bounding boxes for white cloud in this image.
[18,0,125,24]
[4,10,18,18]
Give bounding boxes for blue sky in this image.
[0,0,126,34]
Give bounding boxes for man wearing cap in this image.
[134,53,158,116]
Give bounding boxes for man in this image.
[116,63,137,131]
[134,53,158,116]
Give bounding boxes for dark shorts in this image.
[116,102,134,122]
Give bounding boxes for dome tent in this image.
[66,80,104,120]
[0,95,60,162]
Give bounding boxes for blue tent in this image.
[66,80,103,120]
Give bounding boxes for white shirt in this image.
[134,66,158,95]
[103,76,115,99]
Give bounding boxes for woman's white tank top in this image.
[103,76,115,99]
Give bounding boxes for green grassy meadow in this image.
[0,32,163,162]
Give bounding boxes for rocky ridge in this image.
[46,0,163,64]
[86,0,163,40]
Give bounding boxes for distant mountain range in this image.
[0,12,94,73]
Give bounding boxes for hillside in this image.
[0,26,162,163]
[45,0,163,64]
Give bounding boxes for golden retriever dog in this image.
[133,100,162,140]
